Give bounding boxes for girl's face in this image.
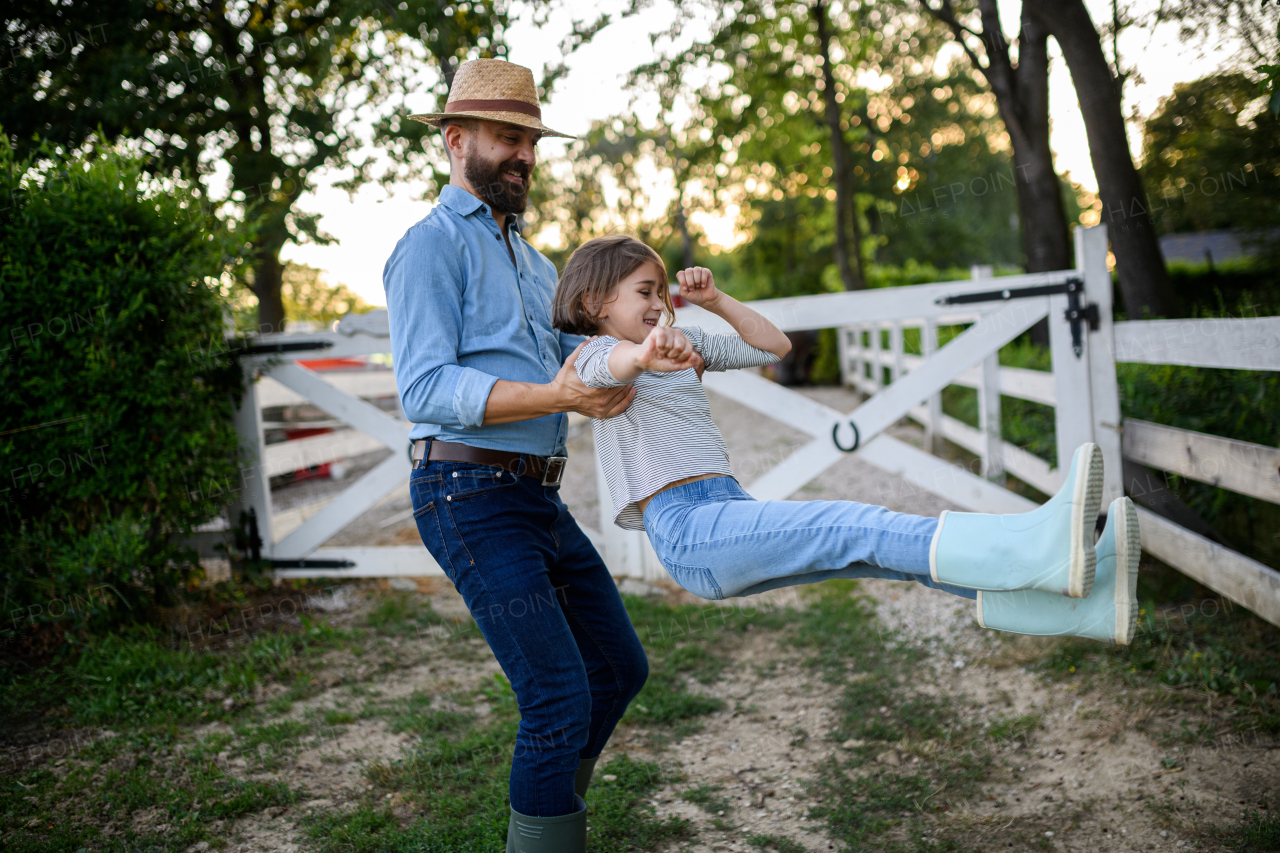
[594,262,670,344]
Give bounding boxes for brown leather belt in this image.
[412,439,567,487]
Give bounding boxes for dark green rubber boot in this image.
[505,794,587,853]
[573,756,599,798]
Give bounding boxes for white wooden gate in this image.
[228,225,1280,627]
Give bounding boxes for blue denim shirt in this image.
[383,185,585,454]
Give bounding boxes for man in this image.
[383,58,652,852]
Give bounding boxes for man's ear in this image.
[443,124,467,164]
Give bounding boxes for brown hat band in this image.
[444,98,541,119]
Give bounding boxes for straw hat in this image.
[409,58,573,138]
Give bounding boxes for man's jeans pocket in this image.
[438,462,520,502]
[661,559,724,601]
[410,494,458,580]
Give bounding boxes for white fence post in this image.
[867,325,882,392]
[921,319,943,454]
[979,354,1005,482]
[970,266,1004,482]
[837,325,852,387]
[1050,230,1100,483]
[231,367,274,558]
[889,322,904,385]
[1077,224,1124,506]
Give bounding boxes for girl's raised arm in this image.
[676,267,791,359]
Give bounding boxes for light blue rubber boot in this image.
[976,497,1140,644]
[929,443,1104,598]
[506,795,587,853]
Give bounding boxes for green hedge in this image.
[0,137,247,640]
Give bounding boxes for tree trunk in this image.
[1006,7,1073,275]
[926,1,1072,273]
[1023,0,1175,318]
[813,0,867,291]
[254,248,286,334]
[923,1,1074,343]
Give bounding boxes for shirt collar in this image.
[438,184,525,236]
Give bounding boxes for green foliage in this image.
[1118,358,1280,569]
[622,0,1042,297]
[1139,74,1280,248]
[0,137,247,636]
[0,0,511,323]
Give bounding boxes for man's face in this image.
[460,121,540,216]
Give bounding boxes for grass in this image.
[307,675,691,852]
[787,581,993,852]
[1003,558,1280,740]
[2,729,305,853]
[1235,807,1280,852]
[5,575,1278,852]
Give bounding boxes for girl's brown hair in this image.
[552,235,673,335]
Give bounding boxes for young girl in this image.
[552,235,1139,645]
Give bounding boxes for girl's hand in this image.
[676,267,721,308]
[633,326,695,373]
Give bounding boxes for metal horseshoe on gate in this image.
[832,420,861,453]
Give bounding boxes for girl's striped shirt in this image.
[575,327,781,530]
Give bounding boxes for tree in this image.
[1022,0,1176,318]
[282,263,374,327]
[1139,73,1280,243]
[632,0,953,294]
[813,0,869,290]
[0,1,509,332]
[921,0,1072,276]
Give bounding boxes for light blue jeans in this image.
[642,476,976,601]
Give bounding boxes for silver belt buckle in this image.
[541,456,568,487]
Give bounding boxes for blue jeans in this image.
[410,452,648,818]
[643,476,976,600]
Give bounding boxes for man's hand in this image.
[552,341,635,419]
[676,266,721,308]
[633,326,695,373]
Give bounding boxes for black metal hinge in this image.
[268,559,357,569]
[231,339,336,356]
[934,277,1099,358]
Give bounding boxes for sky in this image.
[279,0,1246,308]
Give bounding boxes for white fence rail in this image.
[227,225,1280,627]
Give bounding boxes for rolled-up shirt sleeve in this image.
[384,223,499,430]
[574,336,627,388]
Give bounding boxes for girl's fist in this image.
[676,267,720,307]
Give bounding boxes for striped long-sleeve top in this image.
[575,326,782,530]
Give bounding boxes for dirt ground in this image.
[14,387,1272,852]
[170,571,1276,853]
[195,386,1279,851]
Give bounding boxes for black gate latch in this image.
[935,277,1100,358]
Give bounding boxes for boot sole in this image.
[1069,443,1104,599]
[1113,497,1141,645]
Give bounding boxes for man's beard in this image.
[464,144,532,216]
